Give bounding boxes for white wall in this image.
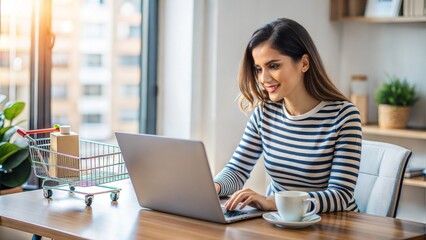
[157,0,194,138]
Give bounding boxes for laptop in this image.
[115,132,266,223]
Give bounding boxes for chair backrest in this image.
[354,140,411,218]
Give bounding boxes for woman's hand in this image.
[214,183,220,193]
[224,188,276,211]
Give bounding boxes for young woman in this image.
[214,18,362,213]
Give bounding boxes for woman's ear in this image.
[301,54,309,73]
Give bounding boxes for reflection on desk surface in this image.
[0,180,425,240]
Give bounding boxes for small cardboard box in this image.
[49,131,80,178]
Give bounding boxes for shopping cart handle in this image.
[18,128,60,137]
[17,129,27,137]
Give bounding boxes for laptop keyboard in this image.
[224,210,248,218]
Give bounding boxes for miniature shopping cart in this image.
[18,127,129,206]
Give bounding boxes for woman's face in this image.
[252,42,306,102]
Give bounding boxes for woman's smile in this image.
[263,84,281,94]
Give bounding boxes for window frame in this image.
[26,0,158,188]
[30,0,53,131]
[30,0,157,133]
[140,0,157,134]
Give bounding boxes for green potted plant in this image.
[375,75,418,129]
[0,94,32,191]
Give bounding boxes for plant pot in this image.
[378,104,412,129]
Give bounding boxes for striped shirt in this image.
[214,100,362,213]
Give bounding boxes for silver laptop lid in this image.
[115,132,227,223]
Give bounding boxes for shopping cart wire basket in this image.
[18,128,129,206]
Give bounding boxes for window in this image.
[52,84,68,99]
[1,17,10,34]
[52,114,69,125]
[0,51,10,67]
[1,0,157,188]
[121,84,138,98]
[0,51,29,70]
[120,1,137,15]
[82,54,103,67]
[0,0,31,128]
[52,20,73,37]
[120,108,138,121]
[129,25,141,38]
[82,113,102,124]
[0,86,7,96]
[85,0,105,6]
[119,55,139,66]
[52,53,70,67]
[117,23,141,39]
[51,0,154,143]
[83,84,103,96]
[82,23,105,39]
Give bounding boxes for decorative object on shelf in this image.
[348,0,367,16]
[375,75,418,129]
[0,94,31,190]
[404,167,424,178]
[350,74,368,125]
[330,0,426,22]
[403,0,426,17]
[365,0,403,17]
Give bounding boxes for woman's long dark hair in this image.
[238,18,347,111]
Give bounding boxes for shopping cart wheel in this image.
[85,194,94,206]
[110,192,120,201]
[43,189,52,198]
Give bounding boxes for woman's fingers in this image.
[224,188,275,211]
[224,189,256,210]
[239,195,254,209]
[224,189,242,210]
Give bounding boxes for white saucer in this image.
[262,212,321,229]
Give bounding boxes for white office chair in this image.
[354,140,411,218]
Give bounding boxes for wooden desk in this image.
[1,180,425,240]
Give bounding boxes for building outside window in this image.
[52,52,70,68]
[82,54,103,67]
[82,23,105,39]
[51,0,144,141]
[0,51,10,67]
[82,113,102,124]
[0,0,31,126]
[52,114,69,126]
[83,84,103,96]
[121,84,138,98]
[129,25,141,38]
[52,84,68,99]
[119,55,139,66]
[86,0,105,6]
[120,108,138,121]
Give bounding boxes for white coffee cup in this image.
[275,191,318,222]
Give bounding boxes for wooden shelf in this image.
[362,125,426,140]
[330,0,426,23]
[338,16,426,23]
[403,177,426,188]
